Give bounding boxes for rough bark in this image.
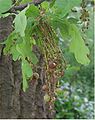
[19,46,47,118]
[0,16,21,118]
[0,16,53,118]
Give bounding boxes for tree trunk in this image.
[0,16,54,118]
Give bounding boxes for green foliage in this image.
[53,0,81,17]
[13,6,29,37]
[3,31,18,54]
[26,5,39,18]
[49,17,90,65]
[10,45,20,61]
[0,0,91,92]
[55,60,94,119]
[49,0,56,8]
[69,24,90,65]
[55,82,94,119]
[0,0,12,16]
[22,59,33,91]
[2,3,40,91]
[0,0,94,119]
[20,0,31,4]
[55,4,94,118]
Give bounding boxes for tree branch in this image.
[14,2,33,11]
[4,0,46,14]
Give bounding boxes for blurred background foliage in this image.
[55,1,94,119]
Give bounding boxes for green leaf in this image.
[26,5,39,18]
[16,37,32,58]
[0,0,12,15]
[49,0,56,8]
[68,17,78,24]
[54,0,81,17]
[21,0,31,4]
[22,59,33,78]
[16,40,28,57]
[22,59,33,91]
[3,31,18,54]
[10,45,20,61]
[22,72,28,92]
[50,17,70,39]
[69,24,90,65]
[13,6,29,37]
[30,52,38,65]
[41,1,49,10]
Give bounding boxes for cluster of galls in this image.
[31,14,66,112]
[42,57,65,112]
[80,0,90,31]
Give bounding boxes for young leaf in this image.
[22,59,33,78]
[10,46,20,61]
[69,24,90,65]
[13,6,29,37]
[22,72,28,92]
[16,37,32,58]
[3,31,18,54]
[26,5,39,18]
[22,59,33,92]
